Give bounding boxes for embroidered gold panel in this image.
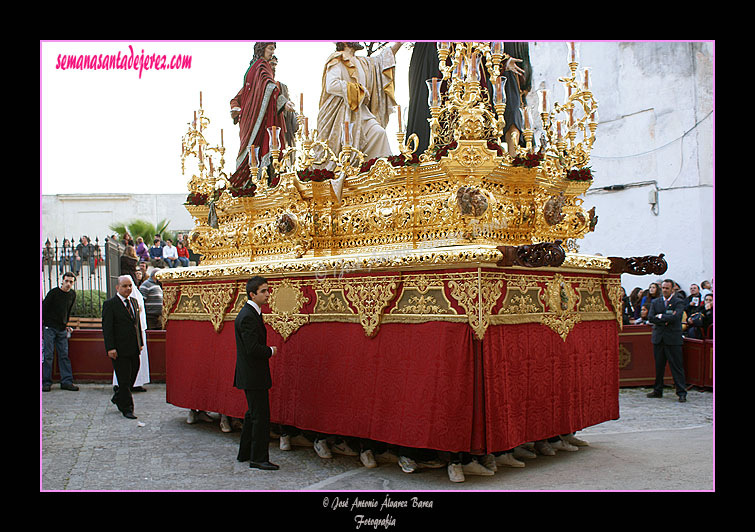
[163,267,619,342]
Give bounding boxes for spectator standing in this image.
[687,293,713,339]
[42,272,79,392]
[700,280,713,298]
[647,279,688,402]
[632,304,651,325]
[121,231,135,247]
[685,284,705,319]
[634,282,660,319]
[162,239,179,268]
[120,245,139,280]
[620,286,633,325]
[139,268,164,330]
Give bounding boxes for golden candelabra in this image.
[181,92,229,203]
[177,42,600,270]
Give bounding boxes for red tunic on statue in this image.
[230,58,287,187]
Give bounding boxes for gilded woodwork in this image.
[162,268,619,342]
[164,43,639,344]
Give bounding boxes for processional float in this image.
[161,43,667,454]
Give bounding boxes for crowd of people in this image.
[115,231,197,272]
[42,235,102,276]
[622,279,713,339]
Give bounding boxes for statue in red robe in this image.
[230,42,293,188]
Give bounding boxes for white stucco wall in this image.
[40,41,714,294]
[529,41,714,293]
[41,193,195,245]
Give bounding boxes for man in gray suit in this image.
[647,279,688,402]
[234,276,279,470]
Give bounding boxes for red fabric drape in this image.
[167,320,479,452]
[166,318,619,453]
[482,320,620,452]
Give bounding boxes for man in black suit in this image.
[102,275,144,419]
[234,276,279,470]
[647,279,688,403]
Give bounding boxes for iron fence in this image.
[41,236,124,318]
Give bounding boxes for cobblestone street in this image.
[41,384,714,492]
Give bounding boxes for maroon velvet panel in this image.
[165,321,247,417]
[166,320,479,452]
[482,320,620,452]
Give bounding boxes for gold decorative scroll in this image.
[161,284,181,328]
[264,279,309,340]
[448,273,503,340]
[343,277,399,337]
[162,268,619,342]
[174,282,238,332]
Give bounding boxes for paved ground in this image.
[41,384,713,493]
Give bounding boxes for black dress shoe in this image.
[132,386,147,392]
[249,461,279,471]
[678,395,687,403]
[61,383,79,391]
[646,391,662,398]
[122,411,138,419]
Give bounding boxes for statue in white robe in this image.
[315,42,403,172]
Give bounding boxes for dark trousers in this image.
[238,389,271,463]
[653,342,687,396]
[111,355,140,413]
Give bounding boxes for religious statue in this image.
[405,42,529,158]
[230,42,296,188]
[315,42,403,170]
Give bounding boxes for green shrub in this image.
[72,290,107,318]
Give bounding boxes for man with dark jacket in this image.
[42,272,78,392]
[647,279,688,402]
[102,275,144,419]
[234,276,278,470]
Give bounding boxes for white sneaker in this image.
[448,463,465,482]
[186,410,198,424]
[219,415,231,433]
[479,454,498,472]
[331,440,359,456]
[314,439,332,459]
[551,439,579,452]
[562,433,589,447]
[279,435,292,451]
[398,456,418,473]
[360,449,378,468]
[534,441,556,456]
[462,459,495,476]
[513,445,537,460]
[495,453,525,468]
